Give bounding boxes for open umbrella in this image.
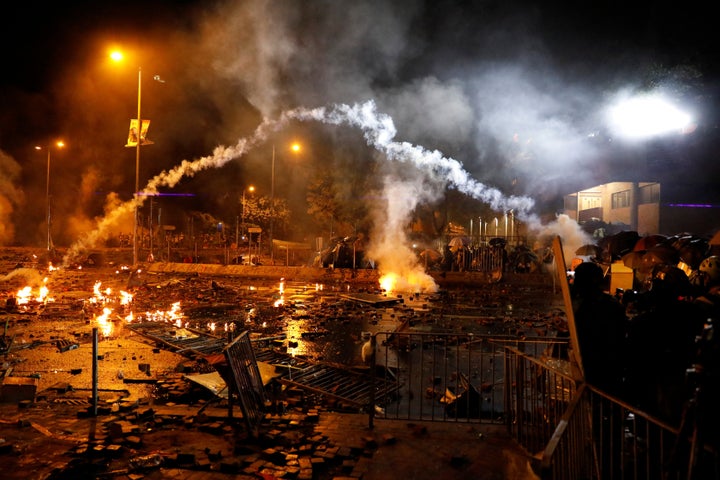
[642,244,680,271]
[575,244,603,257]
[679,240,708,269]
[622,251,646,270]
[606,231,640,258]
[488,237,507,247]
[419,249,441,262]
[633,234,668,252]
[710,230,720,246]
[448,236,469,252]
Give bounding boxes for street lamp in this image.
[110,50,162,266]
[36,141,65,253]
[237,185,255,262]
[269,142,301,264]
[133,66,142,266]
[241,185,255,238]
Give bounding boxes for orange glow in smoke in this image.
[379,273,398,293]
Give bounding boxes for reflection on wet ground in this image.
[0,256,560,480]
[129,276,567,369]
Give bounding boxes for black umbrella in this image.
[575,244,603,257]
[622,251,647,270]
[489,237,507,247]
[606,231,640,258]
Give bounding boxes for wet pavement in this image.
[0,247,557,479]
[0,392,540,480]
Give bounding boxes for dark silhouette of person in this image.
[626,265,706,425]
[572,261,629,478]
[572,261,628,396]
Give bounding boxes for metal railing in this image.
[368,332,569,426]
[505,346,718,480]
[368,337,718,479]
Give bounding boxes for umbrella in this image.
[448,236,470,253]
[678,240,708,269]
[633,234,668,252]
[488,237,507,247]
[419,249,441,262]
[642,244,680,270]
[575,244,603,257]
[448,236,469,248]
[670,234,699,250]
[606,231,640,258]
[710,230,720,246]
[622,251,646,270]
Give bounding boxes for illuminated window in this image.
[611,190,630,209]
[639,183,660,204]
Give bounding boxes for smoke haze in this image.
[1,0,715,255]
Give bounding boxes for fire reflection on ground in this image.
[1,256,567,399]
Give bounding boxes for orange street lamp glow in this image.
[110,48,143,265]
[37,140,66,252]
[109,50,124,63]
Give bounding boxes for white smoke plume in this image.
[286,101,538,220]
[63,100,542,293]
[367,176,440,293]
[1,267,44,286]
[535,214,595,270]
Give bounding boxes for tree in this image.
[306,174,342,236]
[240,194,290,236]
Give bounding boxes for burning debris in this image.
[0,247,565,479]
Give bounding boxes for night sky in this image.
[1,0,718,247]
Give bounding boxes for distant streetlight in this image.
[241,185,255,240]
[269,142,302,263]
[36,141,65,252]
[110,49,162,266]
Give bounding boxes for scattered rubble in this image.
[0,247,559,479]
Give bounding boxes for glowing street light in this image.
[110,49,162,266]
[241,185,255,239]
[270,142,302,263]
[36,140,65,252]
[237,184,256,261]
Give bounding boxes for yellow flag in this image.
[125,119,154,147]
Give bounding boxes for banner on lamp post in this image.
[125,119,154,147]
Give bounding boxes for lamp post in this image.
[241,185,255,237]
[110,50,163,266]
[36,141,65,252]
[240,185,255,261]
[270,145,275,263]
[133,67,142,266]
[269,142,301,264]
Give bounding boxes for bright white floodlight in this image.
[608,94,692,139]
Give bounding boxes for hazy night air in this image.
[1,1,717,261]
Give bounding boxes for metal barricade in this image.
[222,331,267,436]
[506,346,713,480]
[368,332,569,425]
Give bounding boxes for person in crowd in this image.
[626,265,706,425]
[571,261,628,397]
[572,261,628,478]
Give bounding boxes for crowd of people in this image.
[572,248,719,455]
